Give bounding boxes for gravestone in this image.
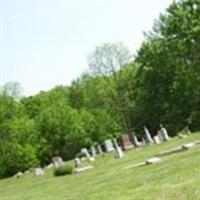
[14,171,23,178]
[115,146,124,158]
[81,148,95,162]
[90,146,96,157]
[159,124,169,141]
[81,148,90,158]
[74,158,81,168]
[97,145,103,155]
[144,126,153,143]
[104,139,115,152]
[113,138,119,148]
[184,126,191,135]
[153,135,161,144]
[157,130,164,142]
[52,156,63,168]
[46,163,53,169]
[178,126,191,139]
[34,168,44,176]
[121,134,134,150]
[132,134,142,147]
[142,137,146,145]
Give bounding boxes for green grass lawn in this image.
[1,132,200,200]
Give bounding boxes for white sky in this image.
[0,0,172,96]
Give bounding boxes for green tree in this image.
[134,0,200,134]
[88,42,134,133]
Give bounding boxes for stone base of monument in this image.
[182,143,195,150]
[124,157,162,169]
[14,172,23,178]
[146,157,161,165]
[156,142,198,157]
[74,165,93,173]
[34,168,45,177]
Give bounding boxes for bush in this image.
[54,164,74,176]
[0,143,39,178]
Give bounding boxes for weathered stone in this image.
[52,156,63,168]
[104,139,115,152]
[146,157,161,165]
[153,135,161,144]
[90,146,96,157]
[74,165,93,173]
[34,168,44,176]
[74,158,81,168]
[144,126,153,143]
[46,163,53,169]
[121,134,134,150]
[113,138,119,149]
[115,146,124,159]
[159,124,169,141]
[14,171,23,178]
[182,143,195,150]
[97,145,103,155]
[132,135,142,147]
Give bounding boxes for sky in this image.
[0,0,173,96]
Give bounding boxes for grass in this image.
[0,132,200,200]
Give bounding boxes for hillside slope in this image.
[0,133,200,200]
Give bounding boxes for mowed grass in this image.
[1,133,200,200]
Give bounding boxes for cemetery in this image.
[1,131,200,200]
[1,0,200,199]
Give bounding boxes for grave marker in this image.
[104,139,115,152]
[52,156,63,168]
[144,126,153,143]
[121,134,134,150]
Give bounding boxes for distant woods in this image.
[1,0,200,178]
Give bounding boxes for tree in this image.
[1,82,23,100]
[134,0,200,135]
[88,42,134,133]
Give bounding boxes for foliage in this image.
[0,143,38,178]
[0,82,23,100]
[134,0,200,135]
[54,164,74,176]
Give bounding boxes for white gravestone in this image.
[142,137,146,145]
[90,146,96,157]
[34,168,44,176]
[161,127,169,141]
[14,171,23,178]
[74,158,81,168]
[81,148,95,162]
[97,145,103,155]
[144,126,153,143]
[158,125,169,141]
[153,135,161,144]
[133,135,142,147]
[81,148,90,158]
[157,130,164,142]
[113,138,119,148]
[104,139,115,152]
[115,146,124,158]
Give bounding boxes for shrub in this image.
[54,164,73,176]
[0,143,39,178]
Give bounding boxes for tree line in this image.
[1,0,200,178]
